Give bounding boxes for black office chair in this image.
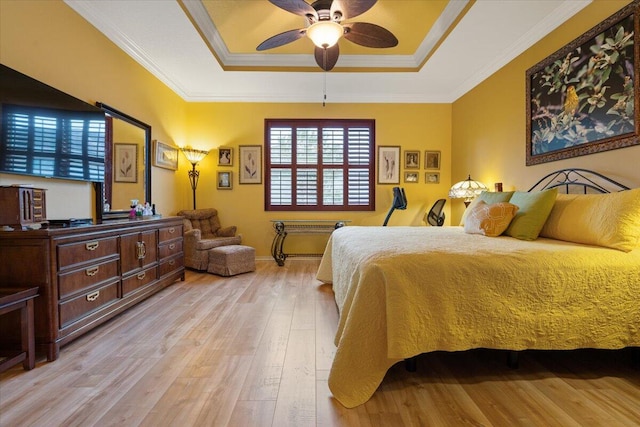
[383,187,407,226]
[424,199,446,226]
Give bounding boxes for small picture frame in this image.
[114,143,137,183]
[217,171,233,190]
[239,145,262,184]
[378,146,400,184]
[152,140,178,171]
[425,172,440,184]
[218,147,233,166]
[404,150,420,169]
[425,150,441,170]
[404,171,419,183]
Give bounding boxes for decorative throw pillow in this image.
[459,191,514,226]
[464,201,519,237]
[540,188,640,252]
[504,188,558,241]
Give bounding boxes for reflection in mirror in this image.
[96,102,151,219]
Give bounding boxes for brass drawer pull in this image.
[136,241,146,259]
[169,243,175,250]
[168,227,175,234]
[86,266,99,276]
[86,291,100,302]
[137,272,146,280]
[85,241,100,251]
[168,260,175,266]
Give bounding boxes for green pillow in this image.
[504,188,558,240]
[459,191,514,226]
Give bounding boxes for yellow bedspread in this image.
[316,226,640,408]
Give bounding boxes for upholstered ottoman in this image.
[207,245,256,276]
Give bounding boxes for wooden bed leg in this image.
[631,347,640,369]
[507,351,519,369]
[405,356,417,372]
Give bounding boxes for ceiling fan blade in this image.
[314,44,340,71]
[343,22,398,48]
[269,0,317,18]
[331,0,376,20]
[257,28,306,51]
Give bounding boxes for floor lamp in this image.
[180,147,209,209]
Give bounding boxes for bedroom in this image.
[1,0,639,424]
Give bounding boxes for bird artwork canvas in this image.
[525,0,638,165]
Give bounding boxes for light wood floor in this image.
[1,260,639,426]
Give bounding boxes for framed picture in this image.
[425,150,441,170]
[218,147,233,166]
[152,140,178,171]
[404,150,420,169]
[217,171,232,190]
[425,172,440,184]
[239,145,262,184]
[378,146,400,184]
[114,143,137,183]
[404,171,419,183]
[526,2,639,165]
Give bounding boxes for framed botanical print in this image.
[239,145,262,184]
[114,143,137,183]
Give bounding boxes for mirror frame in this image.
[96,102,152,220]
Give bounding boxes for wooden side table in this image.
[0,287,39,372]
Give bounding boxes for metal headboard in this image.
[528,168,630,194]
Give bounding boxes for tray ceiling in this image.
[64,0,591,103]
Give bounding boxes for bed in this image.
[316,169,640,408]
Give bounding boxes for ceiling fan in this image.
[256,0,398,71]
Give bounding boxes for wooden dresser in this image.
[0,216,184,361]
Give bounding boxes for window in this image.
[265,119,375,211]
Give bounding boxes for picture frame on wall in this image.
[425,150,441,170]
[526,1,639,165]
[114,143,137,183]
[217,171,233,190]
[404,150,420,169]
[152,140,178,171]
[404,171,419,183]
[378,146,400,184]
[239,145,262,184]
[218,147,233,166]
[425,172,440,184]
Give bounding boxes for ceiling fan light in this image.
[307,21,343,48]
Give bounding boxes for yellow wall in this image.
[0,0,187,219]
[451,0,639,223]
[184,102,452,255]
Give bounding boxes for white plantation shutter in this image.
[265,119,375,211]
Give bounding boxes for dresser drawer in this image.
[58,258,119,299]
[159,254,183,278]
[58,237,119,270]
[58,281,119,328]
[159,239,183,259]
[159,225,182,243]
[122,265,158,296]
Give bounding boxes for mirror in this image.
[96,102,151,219]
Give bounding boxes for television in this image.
[0,64,106,182]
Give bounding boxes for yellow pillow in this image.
[459,191,514,226]
[464,201,519,237]
[540,189,640,252]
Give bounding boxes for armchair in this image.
[177,208,242,270]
